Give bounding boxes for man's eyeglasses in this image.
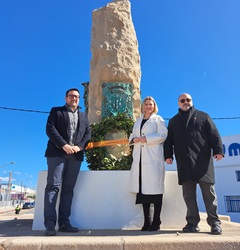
[67,94,80,99]
[179,98,191,103]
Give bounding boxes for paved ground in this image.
[0,207,240,249]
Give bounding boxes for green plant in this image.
[85,113,134,170]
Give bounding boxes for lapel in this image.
[140,114,156,135]
[77,111,83,136]
[186,106,196,127]
[62,105,71,137]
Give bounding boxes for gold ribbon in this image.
[86,138,129,149]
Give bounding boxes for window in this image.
[224,196,240,212]
[236,171,240,182]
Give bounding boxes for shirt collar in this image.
[65,103,79,113]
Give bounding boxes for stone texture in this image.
[88,0,141,124]
[104,130,131,159]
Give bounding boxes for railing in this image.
[0,200,13,208]
[224,196,240,212]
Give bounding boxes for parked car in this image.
[22,202,34,209]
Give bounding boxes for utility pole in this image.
[7,171,12,201]
[21,180,23,203]
[0,162,15,202]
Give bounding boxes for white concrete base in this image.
[32,170,186,230]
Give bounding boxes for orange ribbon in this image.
[86,138,129,149]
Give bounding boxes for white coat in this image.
[129,114,168,195]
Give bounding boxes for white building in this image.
[0,183,36,202]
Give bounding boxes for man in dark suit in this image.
[44,88,91,236]
[164,93,224,235]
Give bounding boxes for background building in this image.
[0,183,36,206]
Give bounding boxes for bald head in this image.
[178,93,193,111]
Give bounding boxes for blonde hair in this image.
[141,96,158,114]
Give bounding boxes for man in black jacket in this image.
[164,93,224,235]
[44,88,91,236]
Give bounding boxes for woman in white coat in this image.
[129,96,168,231]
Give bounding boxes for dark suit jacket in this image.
[45,105,91,161]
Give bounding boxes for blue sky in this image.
[0,0,240,189]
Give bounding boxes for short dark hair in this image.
[65,88,80,97]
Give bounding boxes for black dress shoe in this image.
[141,221,150,231]
[182,223,200,233]
[149,224,160,231]
[45,221,56,236]
[58,221,79,233]
[149,220,160,231]
[211,224,222,235]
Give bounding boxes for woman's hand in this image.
[140,136,147,143]
[133,137,141,143]
[133,136,147,143]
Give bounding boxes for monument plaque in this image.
[101,82,133,119]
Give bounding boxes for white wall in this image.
[33,171,186,230]
[197,164,240,223]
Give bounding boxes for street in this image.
[0,206,34,216]
[0,207,35,236]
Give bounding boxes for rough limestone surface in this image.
[88,0,141,124]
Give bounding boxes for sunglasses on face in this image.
[179,98,192,103]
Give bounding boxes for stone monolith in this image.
[87,0,141,124]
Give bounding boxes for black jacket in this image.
[164,106,223,185]
[45,105,91,161]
